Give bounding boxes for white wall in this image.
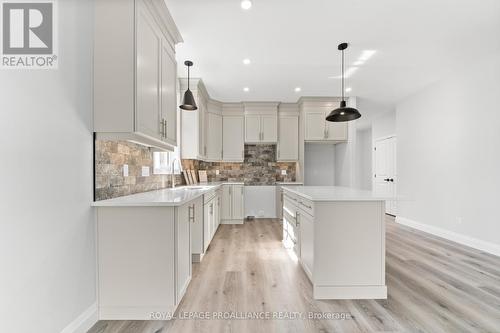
[396,53,500,251]
[372,110,396,140]
[304,143,335,185]
[0,1,97,332]
[355,128,372,190]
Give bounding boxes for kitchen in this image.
[2,0,500,333]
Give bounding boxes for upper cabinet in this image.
[94,0,182,151]
[277,104,299,161]
[301,98,348,143]
[244,103,278,144]
[222,104,245,162]
[180,79,209,160]
[205,100,223,162]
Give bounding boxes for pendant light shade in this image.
[179,60,198,111]
[326,43,361,122]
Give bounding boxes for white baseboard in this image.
[60,302,98,333]
[395,216,500,257]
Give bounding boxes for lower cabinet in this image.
[96,202,195,320]
[221,184,245,224]
[298,209,314,280]
[192,189,221,263]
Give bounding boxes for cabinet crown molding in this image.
[243,102,279,115]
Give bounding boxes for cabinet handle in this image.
[189,204,195,223]
[241,187,243,195]
[160,119,164,137]
[164,119,167,138]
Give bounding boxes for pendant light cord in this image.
[341,47,344,102]
[187,65,190,90]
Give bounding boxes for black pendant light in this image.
[179,60,198,111]
[326,43,361,122]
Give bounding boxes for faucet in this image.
[171,158,181,188]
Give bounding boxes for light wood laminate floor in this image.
[88,217,500,333]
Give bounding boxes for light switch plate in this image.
[215,169,220,175]
[281,169,287,175]
[141,166,150,177]
[123,164,129,177]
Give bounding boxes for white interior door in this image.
[373,136,397,215]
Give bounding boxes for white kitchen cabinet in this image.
[298,209,314,279]
[96,201,194,319]
[222,116,244,162]
[206,112,222,161]
[161,41,177,146]
[304,109,348,142]
[245,115,261,143]
[135,6,161,141]
[176,201,193,301]
[221,184,245,224]
[94,0,182,151]
[181,79,209,160]
[243,102,278,144]
[277,115,299,161]
[244,114,277,143]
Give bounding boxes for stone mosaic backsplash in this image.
[95,141,183,201]
[184,144,297,185]
[95,141,296,201]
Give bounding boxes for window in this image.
[153,146,182,175]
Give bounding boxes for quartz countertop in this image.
[277,182,304,185]
[91,183,241,207]
[282,186,393,201]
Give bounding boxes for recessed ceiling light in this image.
[243,87,250,92]
[345,87,352,92]
[243,58,251,65]
[294,87,301,92]
[241,0,252,10]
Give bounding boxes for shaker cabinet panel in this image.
[304,111,326,141]
[278,115,298,161]
[223,116,244,162]
[160,41,177,145]
[261,115,278,143]
[136,7,161,141]
[245,115,261,143]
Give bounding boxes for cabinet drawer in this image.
[283,197,297,217]
[297,197,314,216]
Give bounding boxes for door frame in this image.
[372,135,397,216]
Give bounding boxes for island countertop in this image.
[282,186,391,202]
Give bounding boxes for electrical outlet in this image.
[123,164,129,177]
[215,169,220,175]
[141,166,150,177]
[281,169,287,176]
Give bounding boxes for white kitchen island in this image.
[282,186,387,300]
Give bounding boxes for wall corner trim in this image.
[395,216,500,257]
[60,302,98,333]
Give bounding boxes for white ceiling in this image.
[165,0,500,105]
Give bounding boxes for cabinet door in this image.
[215,194,221,229]
[278,116,298,161]
[221,185,232,220]
[261,115,277,143]
[232,185,245,220]
[326,119,348,141]
[245,115,261,143]
[160,40,177,145]
[203,203,211,251]
[210,201,216,239]
[223,116,244,162]
[198,99,206,158]
[136,6,161,141]
[176,203,192,302]
[299,211,314,279]
[206,113,222,161]
[305,111,326,141]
